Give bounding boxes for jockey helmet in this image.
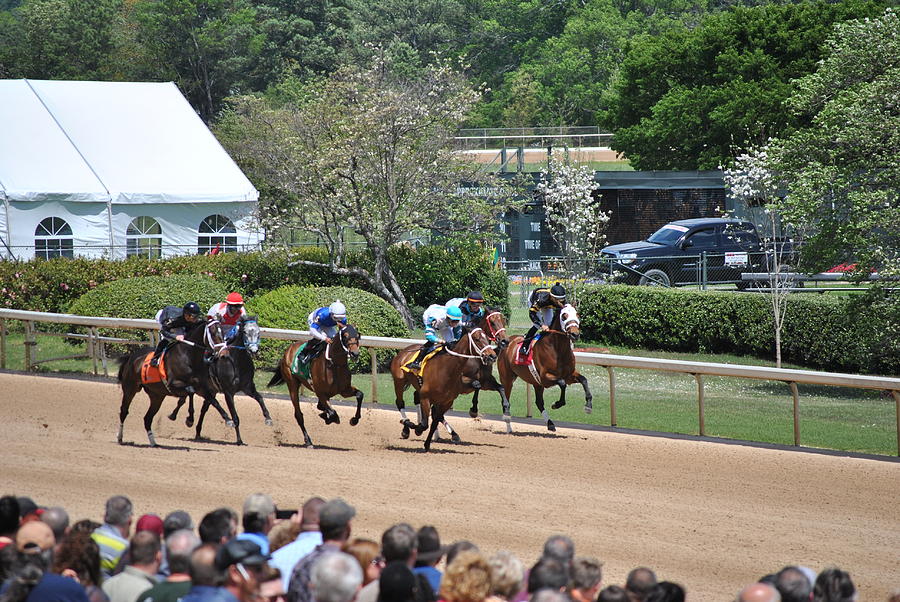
[550,282,567,299]
[183,302,202,318]
[226,292,244,305]
[446,306,463,321]
[329,300,347,319]
[466,291,484,304]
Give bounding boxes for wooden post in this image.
[0,318,6,370]
[370,350,378,403]
[89,327,98,375]
[23,321,35,371]
[526,384,533,418]
[790,381,800,446]
[892,390,900,457]
[100,332,108,377]
[694,373,705,436]
[607,366,617,427]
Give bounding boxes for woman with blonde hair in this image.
[342,538,383,587]
[439,550,492,602]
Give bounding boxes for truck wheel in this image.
[639,269,671,287]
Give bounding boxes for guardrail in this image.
[1,308,898,455]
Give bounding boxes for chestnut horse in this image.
[497,304,593,432]
[116,320,230,447]
[267,324,363,447]
[389,325,496,451]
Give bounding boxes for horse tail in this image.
[267,369,285,388]
[115,354,131,384]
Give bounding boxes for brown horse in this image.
[267,323,363,447]
[116,319,231,447]
[390,325,496,451]
[497,304,592,432]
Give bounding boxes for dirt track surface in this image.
[3,371,898,600]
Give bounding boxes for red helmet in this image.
[226,292,244,305]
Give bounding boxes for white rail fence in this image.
[1,308,898,455]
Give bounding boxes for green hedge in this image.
[250,285,409,373]
[578,286,900,374]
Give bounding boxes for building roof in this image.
[0,79,258,205]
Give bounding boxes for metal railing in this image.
[1,307,898,455]
[455,126,613,151]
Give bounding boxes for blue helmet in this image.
[446,306,463,321]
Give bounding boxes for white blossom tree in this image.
[537,151,610,302]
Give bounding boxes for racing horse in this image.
[389,325,496,451]
[116,319,230,447]
[496,304,592,432]
[267,323,364,447]
[173,316,272,445]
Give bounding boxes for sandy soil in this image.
[2,371,898,600]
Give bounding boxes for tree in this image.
[600,0,888,170]
[537,151,610,302]
[761,7,900,279]
[215,55,522,327]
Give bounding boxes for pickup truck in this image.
[599,217,795,288]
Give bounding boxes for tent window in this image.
[34,217,74,259]
[127,216,162,258]
[198,214,237,254]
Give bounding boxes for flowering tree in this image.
[537,152,610,302]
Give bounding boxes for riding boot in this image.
[520,326,538,356]
[150,339,167,367]
[406,341,435,370]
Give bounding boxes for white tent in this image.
[0,79,262,259]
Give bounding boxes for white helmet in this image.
[329,300,347,318]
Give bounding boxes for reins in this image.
[443,327,493,363]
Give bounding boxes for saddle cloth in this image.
[513,336,540,366]
[290,343,313,380]
[140,351,168,385]
[400,346,443,376]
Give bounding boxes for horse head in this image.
[203,319,229,356]
[240,316,261,355]
[339,323,361,360]
[461,325,497,364]
[480,307,509,349]
[559,304,581,341]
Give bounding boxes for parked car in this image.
[599,218,796,288]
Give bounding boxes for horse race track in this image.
[2,371,898,599]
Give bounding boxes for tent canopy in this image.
[0,79,259,204]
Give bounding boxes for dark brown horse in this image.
[496,304,592,432]
[267,324,363,447]
[116,320,230,446]
[390,325,496,451]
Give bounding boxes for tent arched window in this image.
[198,214,237,255]
[127,216,162,258]
[34,217,74,259]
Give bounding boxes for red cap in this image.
[135,514,164,537]
[226,292,244,305]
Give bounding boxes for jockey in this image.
[150,301,203,367]
[406,305,463,370]
[301,300,348,362]
[207,292,248,327]
[445,291,485,327]
[519,282,567,356]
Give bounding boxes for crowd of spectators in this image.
[0,492,894,602]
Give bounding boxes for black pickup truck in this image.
[599,218,794,288]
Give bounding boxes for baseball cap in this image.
[215,539,270,570]
[16,520,55,554]
[243,493,275,518]
[318,498,356,531]
[136,514,165,538]
[163,510,194,537]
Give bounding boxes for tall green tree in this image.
[600,0,887,170]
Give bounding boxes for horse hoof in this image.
[401,426,410,439]
[451,432,461,443]
[350,416,359,426]
[469,409,478,418]
[551,401,566,410]
[547,422,556,432]
[583,405,593,415]
[226,420,235,428]
[236,440,245,446]
[414,426,426,436]
[265,418,273,427]
[167,413,177,421]
[185,417,194,428]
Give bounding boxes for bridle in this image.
[204,320,228,356]
[481,310,507,343]
[444,327,495,364]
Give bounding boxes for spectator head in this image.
[16,497,40,522]
[414,526,446,568]
[199,507,237,544]
[318,498,355,542]
[41,506,69,543]
[216,538,271,599]
[531,590,570,602]
[488,550,524,601]
[570,556,603,602]
[813,568,856,602]
[445,540,479,567]
[166,528,201,575]
[645,581,685,602]
[311,551,363,602]
[342,538,382,586]
[190,543,224,587]
[268,519,299,554]
[440,550,492,602]
[598,585,630,602]
[541,535,575,565]
[16,520,55,558]
[300,497,325,533]
[0,496,20,536]
[135,514,164,539]
[737,582,782,602]
[626,567,658,602]
[163,510,194,539]
[52,530,102,587]
[260,566,287,602]
[129,530,162,569]
[381,523,417,564]
[888,589,900,602]
[103,495,133,530]
[527,558,568,594]
[775,566,812,602]
[242,493,276,535]
[378,561,418,602]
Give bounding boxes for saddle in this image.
[290,340,326,380]
[514,333,543,366]
[141,351,168,384]
[400,346,443,376]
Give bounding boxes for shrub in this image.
[249,285,409,373]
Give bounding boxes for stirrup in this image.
[406,360,421,370]
[150,357,160,367]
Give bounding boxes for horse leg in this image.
[535,386,555,432]
[552,380,567,410]
[442,418,461,443]
[317,396,340,425]
[168,397,186,421]
[223,392,243,445]
[286,377,313,447]
[341,387,363,427]
[413,391,428,436]
[469,389,480,418]
[423,400,440,452]
[117,379,141,445]
[246,384,273,427]
[571,371,593,413]
[194,397,211,440]
[482,373,513,434]
[142,393,165,447]
[187,394,195,427]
